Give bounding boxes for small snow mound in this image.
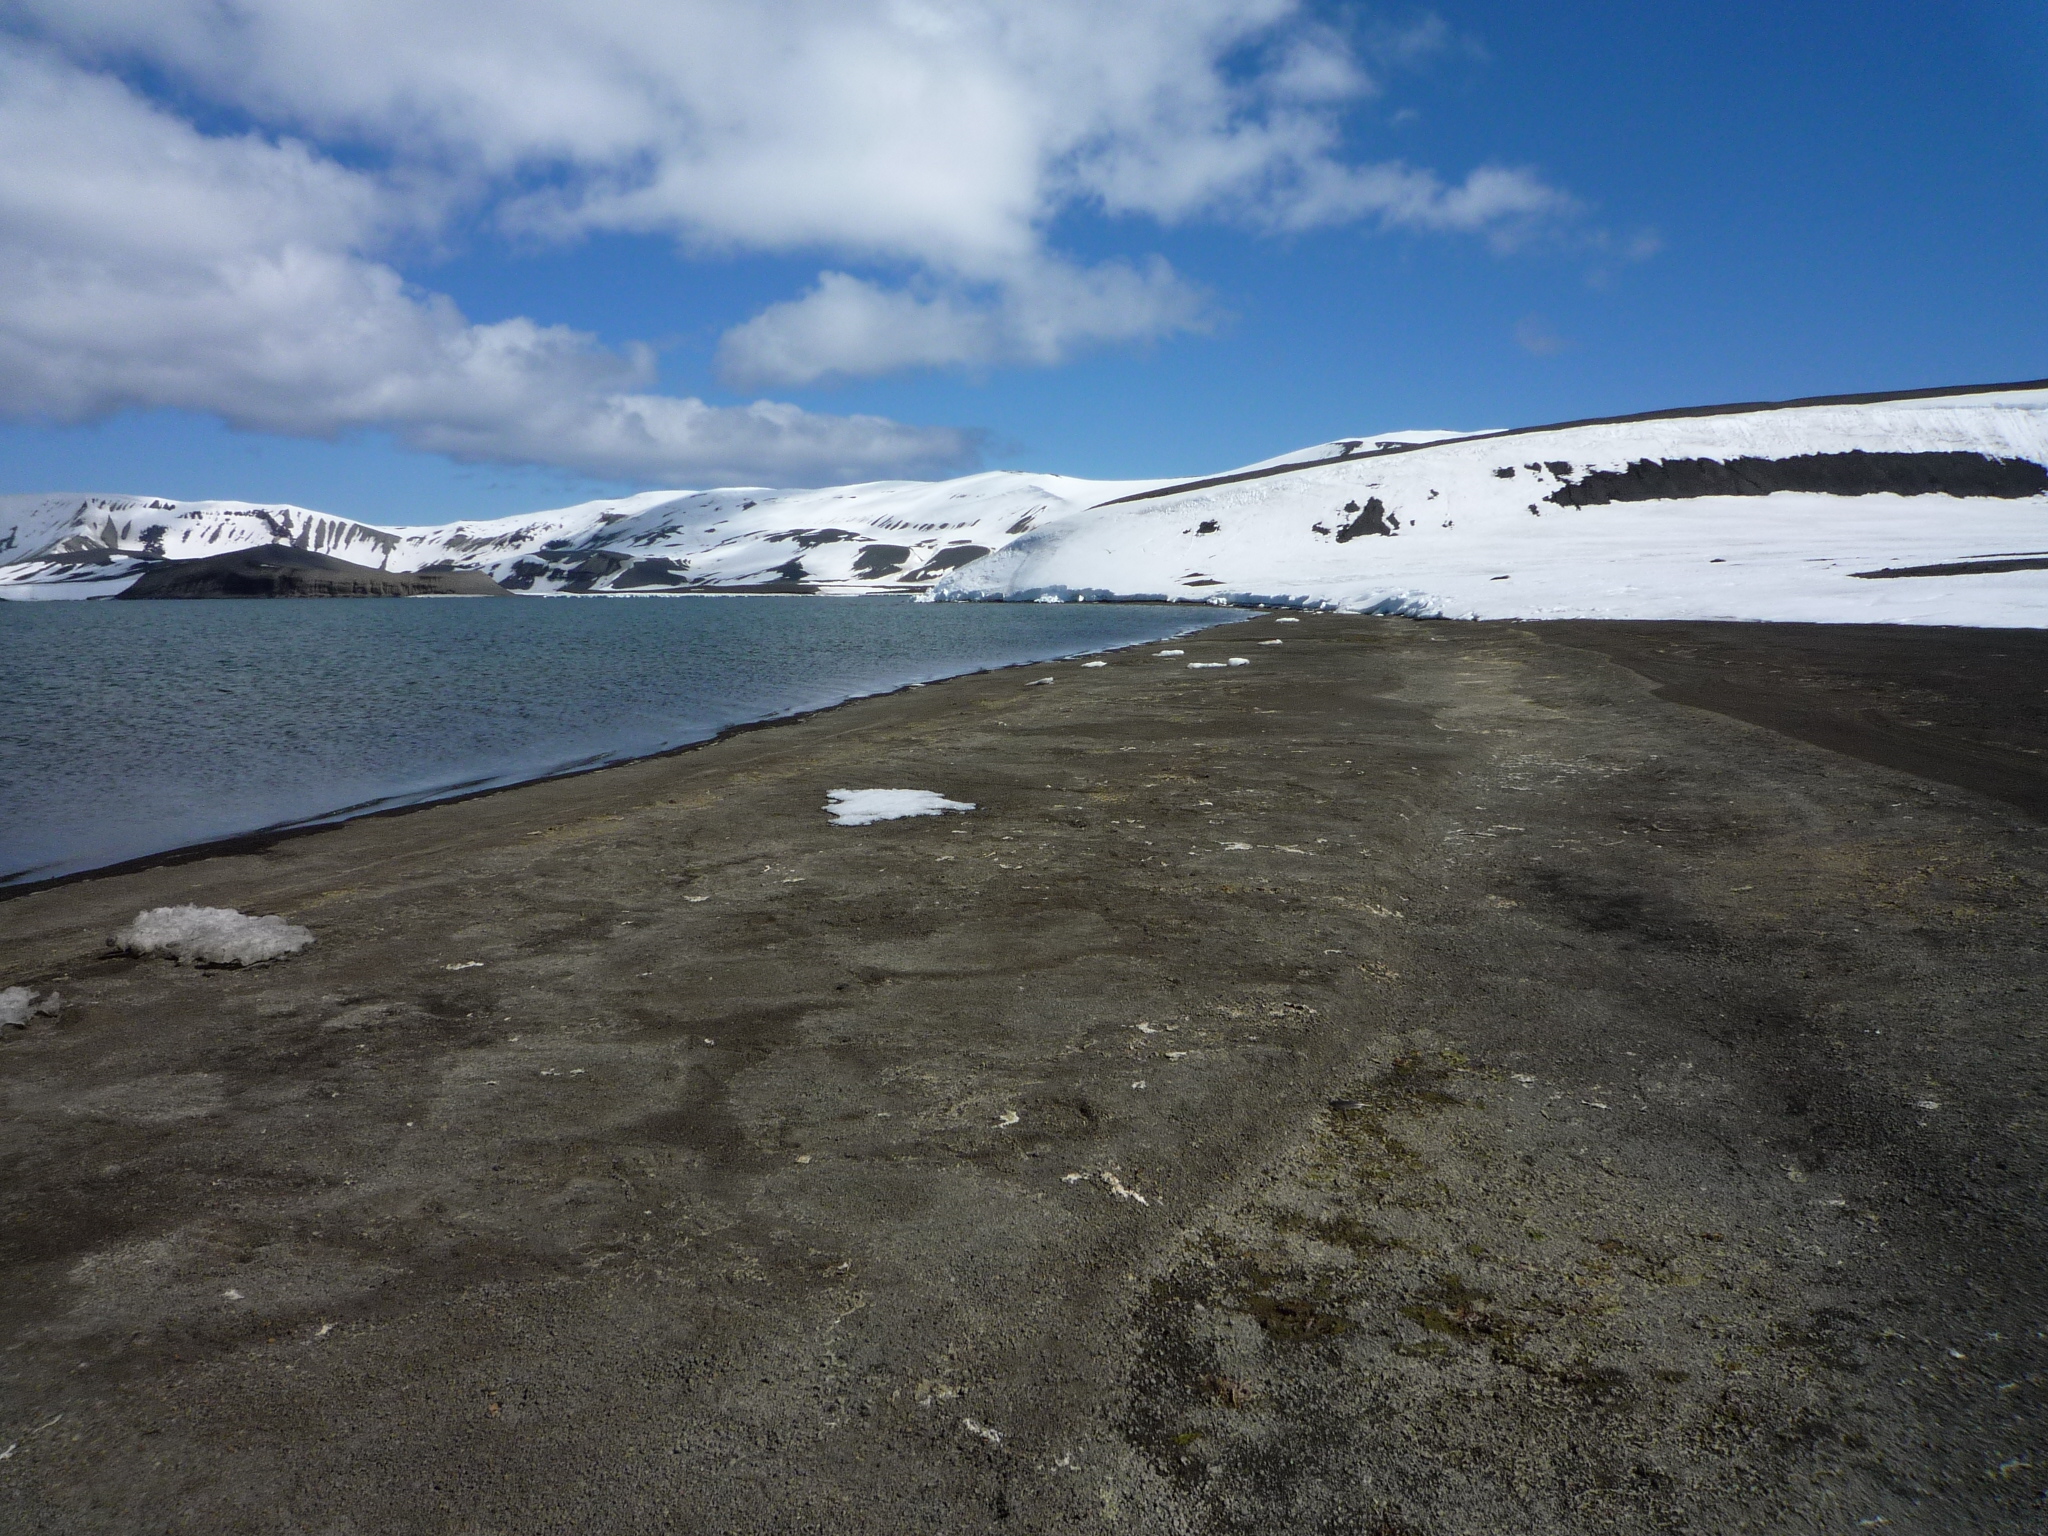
[112,905,314,966]
[1155,649,1185,657]
[1188,661,1226,669]
[826,789,977,826]
[0,987,60,1028]
[1227,657,1250,666]
[1081,660,1108,668]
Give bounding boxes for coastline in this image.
[0,602,1246,896]
[2,615,2042,1533]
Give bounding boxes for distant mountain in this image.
[5,381,2045,624]
[0,470,1161,602]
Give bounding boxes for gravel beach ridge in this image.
[2,613,2043,1533]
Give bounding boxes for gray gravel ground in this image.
[1,614,2042,1534]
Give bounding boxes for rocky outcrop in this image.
[116,545,510,599]
[1545,450,2048,507]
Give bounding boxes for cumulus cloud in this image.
[1,1,1589,478]
[717,259,1208,388]
[0,42,971,483]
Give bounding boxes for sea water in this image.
[0,595,1242,886]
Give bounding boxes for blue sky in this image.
[2,0,2043,522]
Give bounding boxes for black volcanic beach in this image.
[2,614,2044,1534]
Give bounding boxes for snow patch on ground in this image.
[825,789,977,826]
[111,906,314,966]
[0,987,61,1028]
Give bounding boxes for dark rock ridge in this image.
[116,544,510,600]
[1546,450,2048,508]
[1852,555,2048,580]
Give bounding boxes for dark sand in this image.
[2,615,2042,1534]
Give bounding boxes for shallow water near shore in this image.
[0,594,1241,886]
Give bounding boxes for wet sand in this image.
[1,614,2043,1533]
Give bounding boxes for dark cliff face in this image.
[1545,450,2048,508]
[116,545,510,600]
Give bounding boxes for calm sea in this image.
[0,595,1242,886]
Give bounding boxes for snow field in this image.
[938,387,2048,626]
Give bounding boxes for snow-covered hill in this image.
[4,380,2045,624]
[942,381,2048,627]
[0,471,1164,601]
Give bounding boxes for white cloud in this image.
[0,42,971,484]
[1,1,1590,476]
[717,259,1208,388]
[1273,161,1582,246]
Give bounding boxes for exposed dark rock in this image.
[610,557,694,589]
[116,544,509,599]
[557,551,638,591]
[689,578,818,593]
[502,560,550,591]
[1547,451,2048,507]
[1334,498,1397,541]
[901,544,990,580]
[1852,555,2048,579]
[852,544,912,577]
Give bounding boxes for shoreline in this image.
[15,608,2042,903]
[2,614,2042,1533]
[0,604,1250,899]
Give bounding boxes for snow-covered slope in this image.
[0,492,406,599]
[5,381,2045,625]
[0,472,1166,601]
[939,382,2048,627]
